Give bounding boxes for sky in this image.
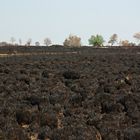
[0,0,140,45]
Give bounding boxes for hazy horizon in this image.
[0,0,140,45]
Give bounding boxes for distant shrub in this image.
[88,34,104,47]
[63,35,81,47]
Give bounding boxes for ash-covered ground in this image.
[0,47,140,140]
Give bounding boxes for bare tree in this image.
[10,37,16,45]
[133,32,140,44]
[19,39,22,46]
[35,41,40,46]
[108,34,118,46]
[63,35,81,47]
[26,38,32,46]
[44,38,51,46]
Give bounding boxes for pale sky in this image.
[0,0,140,45]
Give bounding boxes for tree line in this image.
[0,38,52,47]
[0,32,140,47]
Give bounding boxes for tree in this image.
[120,40,136,48]
[108,34,118,46]
[35,41,40,46]
[26,38,32,46]
[19,39,22,46]
[44,38,51,46]
[120,40,130,46]
[88,34,104,47]
[63,35,81,47]
[129,42,136,47]
[10,37,16,45]
[133,32,140,44]
[0,42,9,46]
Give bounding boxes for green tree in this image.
[88,34,104,47]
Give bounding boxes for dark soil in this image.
[0,47,140,140]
